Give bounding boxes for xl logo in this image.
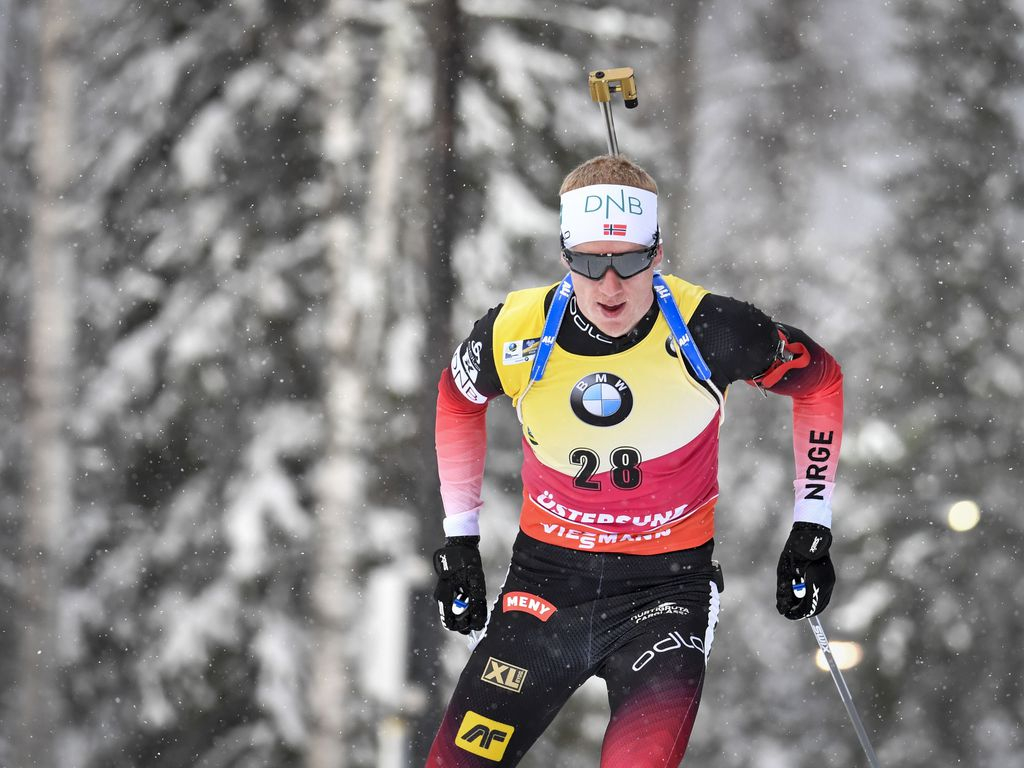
[482,657,528,693]
[456,711,515,761]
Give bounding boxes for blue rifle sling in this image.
[653,272,712,382]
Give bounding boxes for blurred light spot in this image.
[948,500,980,532]
[815,641,864,671]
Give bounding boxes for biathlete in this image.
[425,154,843,767]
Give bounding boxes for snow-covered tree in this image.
[15,0,79,764]
[61,2,330,765]
[851,1,1024,764]
[1,1,1022,766]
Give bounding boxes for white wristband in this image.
[443,508,481,538]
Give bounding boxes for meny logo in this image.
[502,591,557,621]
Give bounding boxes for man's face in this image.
[563,240,663,338]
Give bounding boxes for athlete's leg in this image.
[425,557,594,766]
[597,580,721,768]
[425,625,580,767]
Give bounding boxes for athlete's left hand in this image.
[775,522,835,620]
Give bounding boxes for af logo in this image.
[482,657,528,693]
[456,710,515,761]
[569,372,633,427]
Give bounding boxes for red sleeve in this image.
[758,326,844,528]
[436,367,490,537]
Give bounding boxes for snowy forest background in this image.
[1,0,1022,766]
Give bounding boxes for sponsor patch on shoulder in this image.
[502,338,540,366]
[451,343,486,404]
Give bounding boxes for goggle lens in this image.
[561,245,657,280]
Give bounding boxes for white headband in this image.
[559,184,659,249]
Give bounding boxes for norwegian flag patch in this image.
[603,223,627,236]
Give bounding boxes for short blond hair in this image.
[559,155,658,195]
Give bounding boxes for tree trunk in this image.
[307,1,401,766]
[306,4,360,765]
[17,0,77,765]
[662,0,703,248]
[409,0,463,761]
[358,6,420,767]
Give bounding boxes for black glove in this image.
[775,522,835,620]
[433,536,488,634]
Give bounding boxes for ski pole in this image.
[588,67,639,156]
[805,614,882,767]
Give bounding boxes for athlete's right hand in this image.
[432,536,488,634]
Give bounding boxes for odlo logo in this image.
[569,372,634,427]
[456,711,515,761]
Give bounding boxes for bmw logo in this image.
[570,373,633,426]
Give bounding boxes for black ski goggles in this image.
[561,242,658,280]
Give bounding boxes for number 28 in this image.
[569,446,643,491]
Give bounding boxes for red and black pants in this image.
[426,532,722,767]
